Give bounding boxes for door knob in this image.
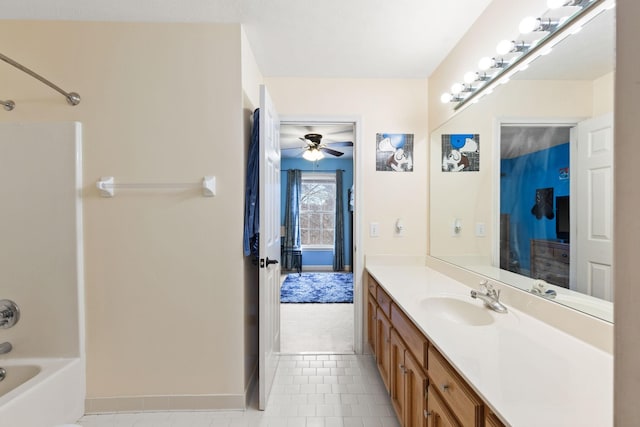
[266,257,279,266]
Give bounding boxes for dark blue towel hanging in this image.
[243,108,260,257]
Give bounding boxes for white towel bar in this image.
[96,176,216,198]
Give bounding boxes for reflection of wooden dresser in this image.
[530,239,570,288]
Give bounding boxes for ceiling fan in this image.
[284,133,354,161]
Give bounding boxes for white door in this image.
[258,85,281,410]
[575,113,614,301]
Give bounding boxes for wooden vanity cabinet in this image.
[391,328,429,427]
[485,410,506,427]
[427,346,483,427]
[367,289,377,353]
[366,272,488,427]
[376,306,392,390]
[426,385,461,427]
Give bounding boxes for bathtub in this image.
[0,358,85,427]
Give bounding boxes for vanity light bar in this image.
[440,0,613,110]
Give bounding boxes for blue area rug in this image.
[281,273,353,303]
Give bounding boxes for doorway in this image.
[278,117,361,354]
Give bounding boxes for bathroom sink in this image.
[422,296,494,326]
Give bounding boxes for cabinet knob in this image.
[399,363,406,373]
[424,410,433,418]
[440,383,450,393]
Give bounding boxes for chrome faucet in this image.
[470,281,508,313]
[0,342,12,355]
[530,280,557,299]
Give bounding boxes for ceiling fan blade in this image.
[324,140,353,147]
[320,147,344,157]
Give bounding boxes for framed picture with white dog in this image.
[441,133,480,172]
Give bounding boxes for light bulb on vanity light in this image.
[451,83,464,95]
[440,92,453,103]
[464,71,477,84]
[478,56,494,71]
[496,40,530,56]
[519,16,539,34]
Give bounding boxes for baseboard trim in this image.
[85,393,246,414]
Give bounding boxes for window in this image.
[300,173,336,249]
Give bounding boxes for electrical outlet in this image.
[476,222,486,237]
[370,222,380,237]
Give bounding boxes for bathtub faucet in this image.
[0,299,20,329]
[0,342,11,354]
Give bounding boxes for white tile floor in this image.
[280,304,354,353]
[77,354,400,427]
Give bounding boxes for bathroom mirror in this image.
[429,6,615,322]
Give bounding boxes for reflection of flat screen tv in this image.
[556,195,570,242]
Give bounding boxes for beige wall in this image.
[615,0,640,423]
[264,78,429,263]
[0,21,250,408]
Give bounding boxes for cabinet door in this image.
[427,385,460,427]
[367,294,377,353]
[405,349,428,427]
[376,307,392,391]
[390,329,406,422]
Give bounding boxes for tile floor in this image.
[280,304,354,353]
[77,354,399,427]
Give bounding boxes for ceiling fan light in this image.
[303,148,324,161]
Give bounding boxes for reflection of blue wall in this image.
[281,158,353,267]
[500,143,569,273]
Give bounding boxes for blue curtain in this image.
[333,169,345,271]
[283,169,301,270]
[243,108,260,258]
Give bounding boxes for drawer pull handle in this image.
[440,383,450,393]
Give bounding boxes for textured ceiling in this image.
[0,0,493,78]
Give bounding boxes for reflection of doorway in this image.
[279,119,358,353]
[499,124,573,284]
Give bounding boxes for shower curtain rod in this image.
[0,52,80,108]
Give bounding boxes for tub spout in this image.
[0,342,11,354]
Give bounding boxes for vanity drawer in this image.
[377,286,392,318]
[427,346,483,427]
[390,302,428,369]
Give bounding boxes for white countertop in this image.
[366,264,613,427]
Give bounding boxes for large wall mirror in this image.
[430,5,614,322]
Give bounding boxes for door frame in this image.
[280,114,364,354]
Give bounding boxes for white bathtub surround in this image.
[0,359,84,426]
[366,261,613,426]
[0,123,85,426]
